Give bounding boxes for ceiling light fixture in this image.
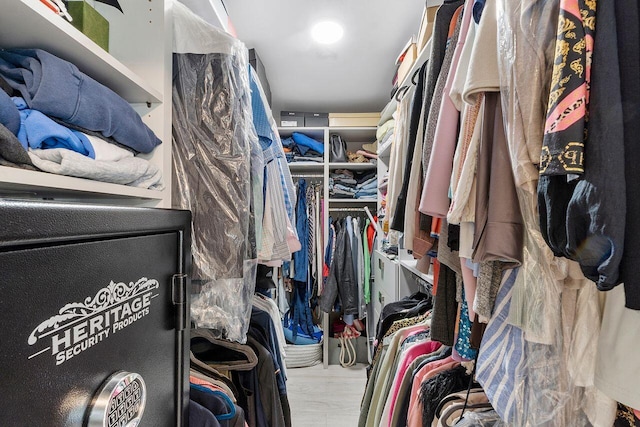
[311,21,344,44]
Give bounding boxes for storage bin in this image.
[67,0,110,52]
[285,343,323,368]
[305,112,329,127]
[280,111,305,127]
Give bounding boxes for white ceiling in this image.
[223,0,425,115]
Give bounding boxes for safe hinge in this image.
[172,274,188,331]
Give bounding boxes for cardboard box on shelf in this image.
[397,43,417,86]
[416,6,438,53]
[328,112,381,127]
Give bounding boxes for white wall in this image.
[178,0,232,33]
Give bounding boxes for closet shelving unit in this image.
[279,124,378,367]
[0,0,171,207]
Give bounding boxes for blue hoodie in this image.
[13,97,95,157]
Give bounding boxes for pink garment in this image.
[190,375,232,396]
[357,149,378,159]
[419,0,474,218]
[406,357,459,427]
[386,340,443,426]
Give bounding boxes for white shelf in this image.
[328,162,376,170]
[328,127,377,142]
[377,141,393,159]
[328,126,377,131]
[288,162,324,170]
[398,258,433,284]
[278,126,327,132]
[0,0,162,104]
[328,198,377,203]
[0,167,165,201]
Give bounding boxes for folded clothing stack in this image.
[282,132,324,163]
[0,48,163,189]
[329,169,377,200]
[376,119,395,154]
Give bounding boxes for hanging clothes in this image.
[292,179,309,283]
[250,67,300,267]
[319,217,358,315]
[172,2,258,343]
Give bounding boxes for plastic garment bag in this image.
[170,1,259,343]
[489,1,616,425]
[454,410,507,427]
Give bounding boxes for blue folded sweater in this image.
[13,97,95,157]
[292,132,324,154]
[0,49,161,153]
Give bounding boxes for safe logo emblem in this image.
[27,277,160,365]
[87,371,147,427]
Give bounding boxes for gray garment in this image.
[0,87,19,135]
[0,75,13,95]
[359,346,386,427]
[437,218,462,275]
[456,273,464,305]
[475,261,504,322]
[422,0,464,175]
[0,123,34,168]
[473,92,523,267]
[246,335,286,427]
[431,263,459,346]
[28,148,163,189]
[354,218,367,319]
[0,157,36,170]
[432,219,461,345]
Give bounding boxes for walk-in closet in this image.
[0,0,639,426]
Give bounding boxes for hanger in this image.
[394,85,410,102]
[191,329,258,371]
[412,59,429,85]
[411,67,422,85]
[190,384,237,421]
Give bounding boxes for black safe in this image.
[0,200,192,427]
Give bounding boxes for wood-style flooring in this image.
[286,363,367,427]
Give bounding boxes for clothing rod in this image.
[329,207,365,212]
[364,206,383,235]
[291,173,324,178]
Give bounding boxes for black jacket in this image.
[319,219,358,315]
